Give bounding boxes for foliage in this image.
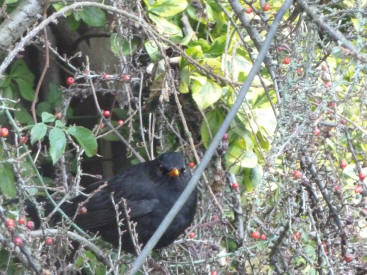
[0,0,366,274]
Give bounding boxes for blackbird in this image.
[26,152,197,253]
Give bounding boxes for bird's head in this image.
[155,152,188,181]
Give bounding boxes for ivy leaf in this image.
[30,123,47,144]
[179,67,190,94]
[243,165,263,192]
[80,7,106,27]
[49,128,66,164]
[0,163,16,198]
[41,112,56,123]
[148,14,182,37]
[226,145,258,171]
[144,40,162,62]
[192,78,223,109]
[67,126,97,157]
[148,0,187,17]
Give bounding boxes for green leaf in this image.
[67,126,97,157]
[14,78,34,101]
[80,7,106,27]
[192,78,223,109]
[0,163,16,198]
[47,83,63,106]
[243,165,263,191]
[41,112,56,123]
[148,14,183,37]
[10,60,35,84]
[49,128,66,164]
[189,39,210,51]
[110,34,139,57]
[55,120,65,128]
[224,55,251,82]
[36,102,52,116]
[201,57,222,74]
[179,66,190,94]
[144,40,163,62]
[253,107,277,136]
[67,14,81,30]
[256,128,270,150]
[200,109,225,148]
[30,123,47,144]
[186,45,203,59]
[148,0,187,17]
[226,142,258,172]
[14,103,33,124]
[207,35,228,57]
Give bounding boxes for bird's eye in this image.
[159,165,166,173]
[180,168,186,174]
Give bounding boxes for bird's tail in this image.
[25,198,77,228]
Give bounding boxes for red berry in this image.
[99,123,105,129]
[45,237,53,246]
[344,255,353,262]
[339,160,347,169]
[188,232,195,239]
[251,231,260,239]
[260,234,266,240]
[122,74,131,82]
[324,81,331,88]
[13,237,23,246]
[262,3,270,11]
[297,67,303,75]
[79,206,88,215]
[334,185,341,193]
[103,110,111,118]
[329,101,335,108]
[222,133,229,141]
[103,73,111,80]
[293,232,301,241]
[117,120,124,126]
[283,57,291,65]
[355,185,363,194]
[1,127,9,137]
[18,217,26,225]
[211,271,218,275]
[20,136,28,144]
[359,172,366,181]
[322,241,328,255]
[66,76,75,86]
[188,162,195,168]
[212,215,218,221]
[26,220,35,230]
[6,219,15,228]
[340,119,347,125]
[313,128,321,136]
[293,170,302,179]
[83,70,89,75]
[232,182,239,189]
[244,7,252,14]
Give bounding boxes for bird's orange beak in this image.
[168,168,180,178]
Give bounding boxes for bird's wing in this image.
[125,198,160,218]
[71,162,160,230]
[71,191,159,230]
